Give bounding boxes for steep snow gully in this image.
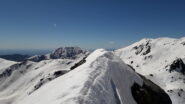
[0,48,171,104]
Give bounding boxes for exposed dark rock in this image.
[133,40,151,55]
[142,45,151,55]
[165,65,169,68]
[0,61,29,78]
[128,56,132,59]
[31,70,68,94]
[54,70,68,77]
[180,89,184,92]
[131,74,172,104]
[34,81,44,91]
[181,42,185,45]
[70,57,87,70]
[130,61,133,64]
[66,61,72,65]
[149,74,153,77]
[133,45,144,55]
[169,58,185,74]
[35,67,39,70]
[176,89,185,97]
[144,55,152,60]
[178,92,181,97]
[142,40,151,55]
[167,90,173,93]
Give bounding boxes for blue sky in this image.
[0,0,185,50]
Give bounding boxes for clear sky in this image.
[0,0,185,50]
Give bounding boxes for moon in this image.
[54,24,57,27]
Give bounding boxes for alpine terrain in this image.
[0,47,171,104]
[115,37,185,104]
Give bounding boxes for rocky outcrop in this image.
[50,47,85,59]
[131,74,172,104]
[0,61,31,78]
[133,40,151,55]
[28,47,88,62]
[29,70,68,94]
[70,57,87,70]
[169,58,185,74]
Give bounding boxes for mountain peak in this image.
[1,49,171,104]
[115,37,185,104]
[28,46,88,62]
[50,47,85,59]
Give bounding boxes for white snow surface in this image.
[0,58,16,73]
[115,37,185,104]
[0,57,85,104]
[0,49,143,104]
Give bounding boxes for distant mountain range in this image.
[28,47,89,62]
[1,37,185,104]
[0,49,52,56]
[0,47,171,104]
[0,54,30,62]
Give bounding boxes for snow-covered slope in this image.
[16,49,144,104]
[0,55,86,104]
[28,47,88,62]
[0,49,171,104]
[0,58,16,73]
[115,37,185,104]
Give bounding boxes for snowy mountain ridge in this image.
[115,37,185,104]
[28,47,88,62]
[0,48,171,104]
[17,49,142,104]
[0,58,17,74]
